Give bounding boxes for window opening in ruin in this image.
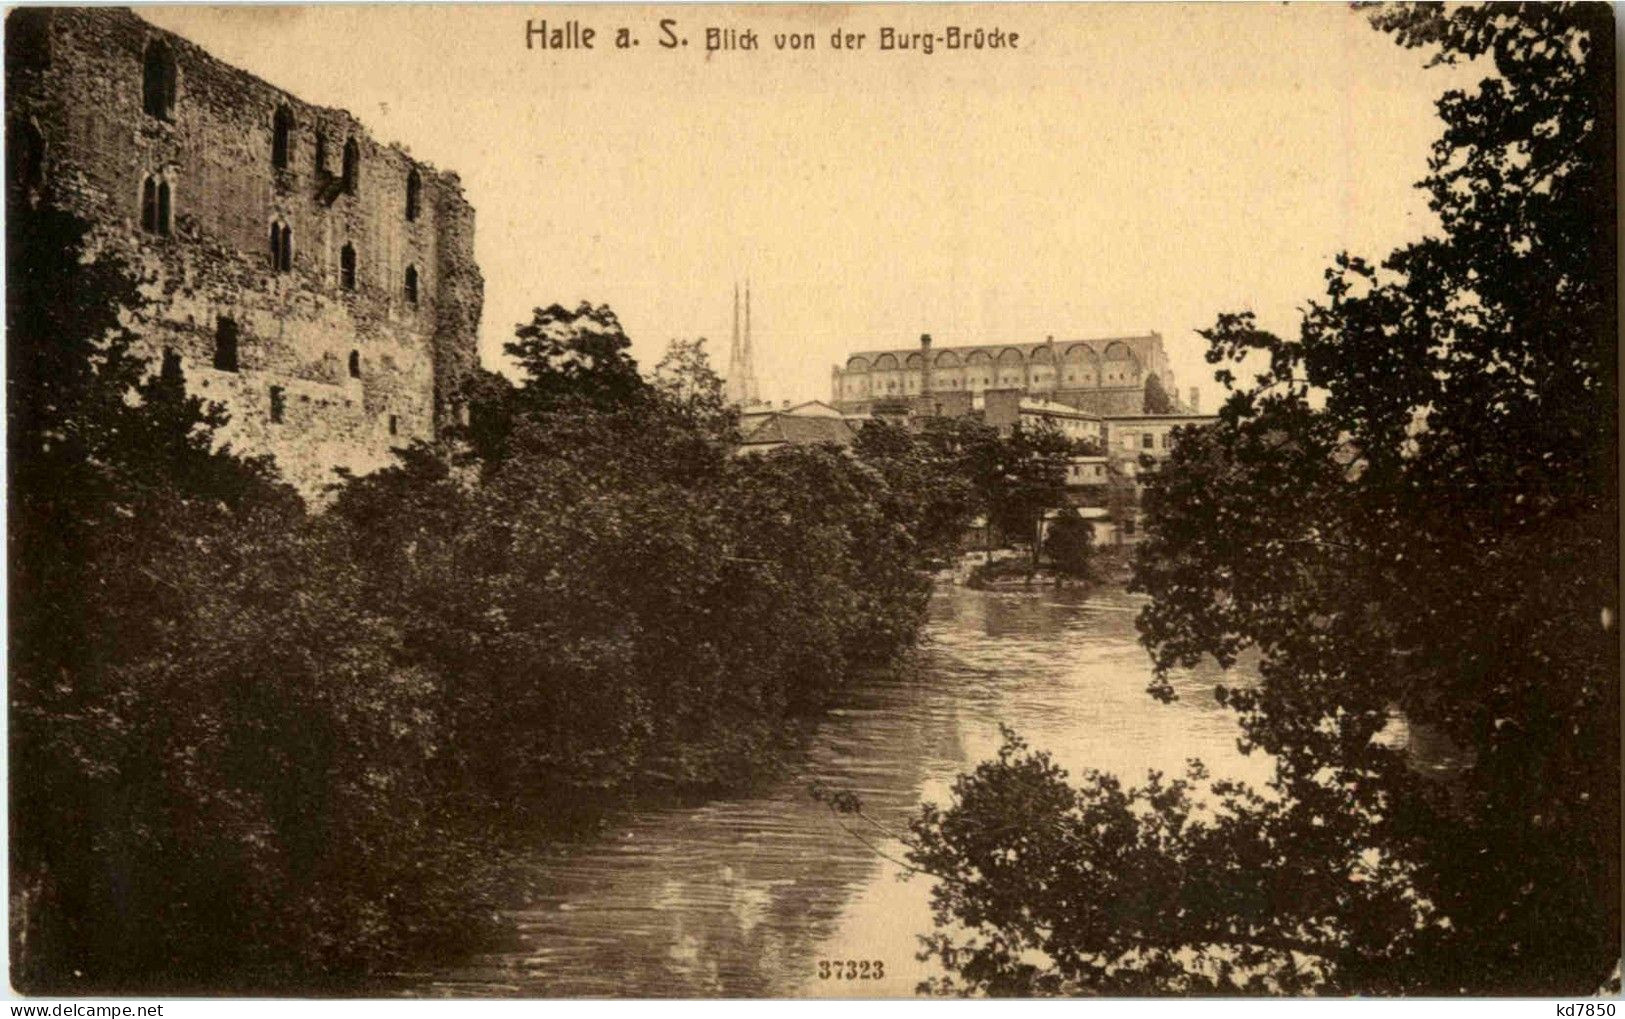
[142,40,177,121]
[160,347,182,384]
[406,168,421,221]
[348,350,360,379]
[388,414,399,436]
[341,138,359,195]
[272,105,293,169]
[314,131,328,175]
[139,175,172,235]
[269,386,286,424]
[141,176,157,232]
[156,180,171,235]
[340,242,356,290]
[9,120,44,190]
[214,318,239,372]
[404,264,418,305]
[269,222,293,272]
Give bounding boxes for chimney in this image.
[1188,387,1200,413]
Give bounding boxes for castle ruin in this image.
[6,7,484,497]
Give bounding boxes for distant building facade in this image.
[1065,455,1110,488]
[6,7,484,497]
[983,390,1104,445]
[831,332,1178,418]
[1102,413,1216,477]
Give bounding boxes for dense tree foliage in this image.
[1142,372,1174,414]
[903,3,1616,995]
[328,320,939,803]
[853,416,999,562]
[1042,510,1094,579]
[984,422,1076,563]
[9,204,499,991]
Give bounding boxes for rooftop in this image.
[1102,413,1219,424]
[739,414,860,448]
[845,332,1162,361]
[1019,398,1102,419]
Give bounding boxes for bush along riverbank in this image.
[959,517,1135,591]
[8,214,969,995]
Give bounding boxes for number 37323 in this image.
[818,959,885,980]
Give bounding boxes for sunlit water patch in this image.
[403,584,1269,998]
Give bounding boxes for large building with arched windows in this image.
[5,7,483,497]
[830,332,1181,419]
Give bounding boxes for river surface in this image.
[406,584,1275,998]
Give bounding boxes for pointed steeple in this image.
[730,282,742,379]
[726,280,760,407]
[744,279,757,405]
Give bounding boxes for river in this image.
[405,583,1274,998]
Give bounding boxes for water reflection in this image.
[408,585,1269,998]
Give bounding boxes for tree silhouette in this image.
[906,4,1617,995]
[1142,372,1173,414]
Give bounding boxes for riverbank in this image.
[400,584,1267,997]
[954,545,1136,591]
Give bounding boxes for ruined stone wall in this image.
[5,7,484,497]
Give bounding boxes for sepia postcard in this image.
[4,0,1618,1003]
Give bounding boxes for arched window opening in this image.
[214,317,239,372]
[405,168,421,221]
[9,120,44,190]
[140,176,169,234]
[160,347,182,384]
[314,131,328,174]
[269,222,293,272]
[142,40,176,121]
[341,138,359,195]
[141,176,156,231]
[388,414,399,437]
[403,264,418,305]
[269,385,286,424]
[271,105,293,169]
[340,242,356,290]
[348,350,360,379]
[156,179,171,235]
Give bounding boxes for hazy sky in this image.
[142,3,1477,406]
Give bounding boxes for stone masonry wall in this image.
[5,7,484,498]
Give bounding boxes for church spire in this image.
[726,279,759,407]
[731,282,741,371]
